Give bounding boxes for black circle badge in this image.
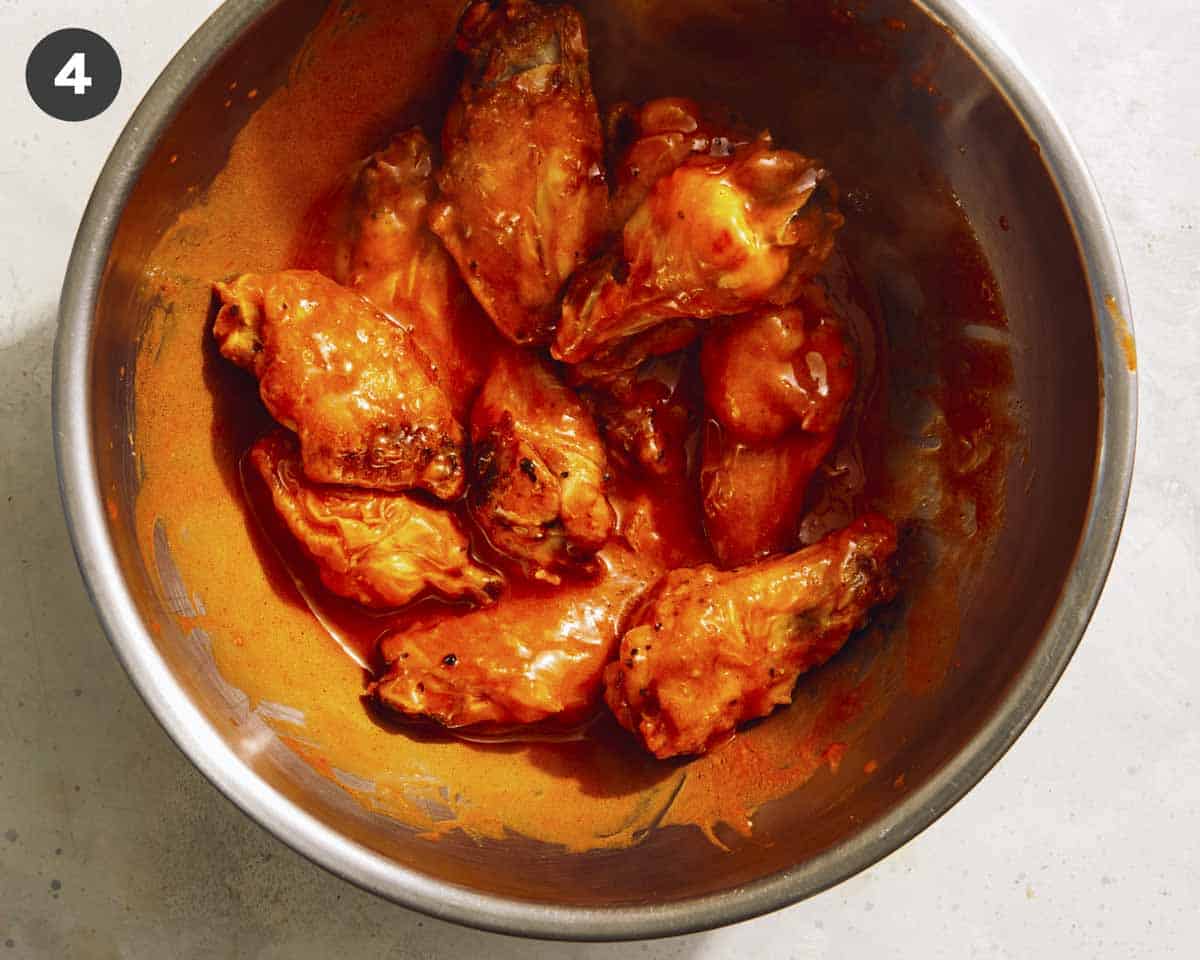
[26,29,121,122]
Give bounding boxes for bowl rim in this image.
[53,0,1137,941]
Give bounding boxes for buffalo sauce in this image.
[133,0,1015,852]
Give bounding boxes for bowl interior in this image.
[80,0,1101,934]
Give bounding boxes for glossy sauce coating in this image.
[468,351,615,582]
[555,138,842,363]
[606,515,897,758]
[373,545,656,729]
[429,0,609,345]
[248,430,499,609]
[214,270,465,498]
[334,127,504,417]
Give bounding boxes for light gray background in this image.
[1,1,1196,956]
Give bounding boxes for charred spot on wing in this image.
[472,438,501,496]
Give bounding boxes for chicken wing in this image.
[554,137,843,364]
[606,97,752,231]
[604,515,897,759]
[428,0,608,345]
[469,351,614,580]
[248,432,500,609]
[335,127,503,416]
[700,298,856,566]
[213,270,465,499]
[371,547,653,729]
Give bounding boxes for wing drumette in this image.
[429,0,609,345]
[700,295,856,566]
[214,270,465,499]
[604,515,897,759]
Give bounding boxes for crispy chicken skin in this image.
[372,548,652,728]
[335,127,503,416]
[213,270,466,499]
[604,515,897,759]
[700,298,856,566]
[469,351,615,580]
[428,0,609,345]
[554,137,843,364]
[248,432,499,609]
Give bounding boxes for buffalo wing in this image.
[555,137,843,364]
[336,127,502,415]
[469,352,614,580]
[700,298,856,566]
[248,432,499,609]
[429,0,608,345]
[604,515,897,759]
[372,548,652,729]
[214,271,466,498]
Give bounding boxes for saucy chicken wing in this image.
[555,137,843,364]
[335,127,502,416]
[604,515,897,759]
[469,351,614,580]
[248,432,500,609]
[213,270,465,499]
[606,97,752,231]
[372,547,653,729]
[700,298,856,566]
[428,0,608,345]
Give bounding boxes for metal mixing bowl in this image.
[54,0,1136,940]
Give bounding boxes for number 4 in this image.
[54,52,93,96]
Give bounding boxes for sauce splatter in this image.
[1105,294,1138,372]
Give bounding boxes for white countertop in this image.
[1,1,1196,956]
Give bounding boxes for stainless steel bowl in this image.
[54,0,1136,940]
